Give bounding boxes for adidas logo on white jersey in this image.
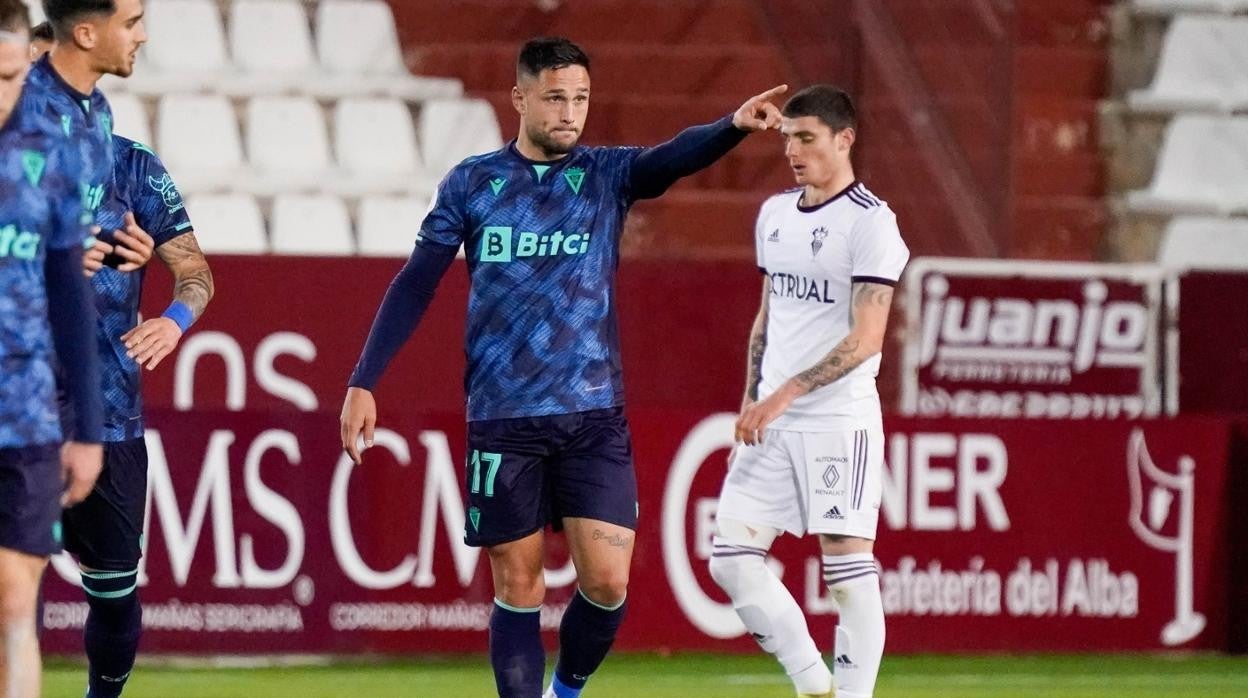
[823,507,845,520]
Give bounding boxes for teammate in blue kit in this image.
[64,133,211,698]
[340,36,786,698]
[29,18,215,698]
[0,2,103,693]
[24,0,147,237]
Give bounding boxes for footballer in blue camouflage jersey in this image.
[0,3,102,693]
[29,6,212,698]
[342,36,787,698]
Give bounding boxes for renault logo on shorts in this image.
[822,463,839,489]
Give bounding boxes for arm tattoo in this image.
[745,325,767,401]
[792,283,894,393]
[744,285,769,402]
[853,282,895,310]
[793,338,864,393]
[156,233,214,321]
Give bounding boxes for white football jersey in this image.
[754,181,909,431]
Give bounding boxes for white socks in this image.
[710,537,833,695]
[822,553,885,698]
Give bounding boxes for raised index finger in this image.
[752,84,789,103]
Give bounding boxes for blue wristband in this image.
[162,301,194,333]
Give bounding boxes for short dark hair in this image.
[30,20,54,42]
[517,36,590,82]
[0,0,31,35]
[782,85,857,132]
[43,0,115,41]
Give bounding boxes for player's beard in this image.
[529,124,579,158]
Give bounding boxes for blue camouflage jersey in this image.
[421,143,643,421]
[0,94,92,448]
[21,55,114,223]
[92,137,192,441]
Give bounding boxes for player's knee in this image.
[0,560,41,625]
[823,557,882,604]
[708,546,767,599]
[0,591,35,628]
[578,569,629,608]
[713,536,768,599]
[80,569,140,612]
[493,569,545,607]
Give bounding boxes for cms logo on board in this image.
[478,226,591,263]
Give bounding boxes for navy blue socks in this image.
[490,599,546,697]
[551,589,627,696]
[81,569,141,698]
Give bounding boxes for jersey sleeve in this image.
[605,146,643,202]
[754,198,771,273]
[45,141,92,251]
[126,142,192,246]
[849,205,909,285]
[417,166,471,248]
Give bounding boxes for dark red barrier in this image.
[41,411,1234,654]
[136,257,765,417]
[1178,272,1248,413]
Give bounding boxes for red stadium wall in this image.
[389,0,1111,262]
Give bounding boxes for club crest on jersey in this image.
[811,227,829,256]
[147,173,184,212]
[564,167,586,195]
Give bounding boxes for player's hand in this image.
[340,387,377,465]
[735,383,801,445]
[83,239,113,278]
[60,441,103,507]
[121,317,184,371]
[111,212,155,272]
[733,84,788,133]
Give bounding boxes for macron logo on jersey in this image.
[479,226,591,263]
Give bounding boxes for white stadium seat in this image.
[312,0,463,101]
[226,0,318,95]
[1158,216,1248,270]
[270,194,355,255]
[125,0,231,95]
[23,0,45,26]
[156,94,247,194]
[1132,0,1248,14]
[357,195,431,257]
[1126,115,1248,216]
[106,92,152,146]
[245,95,341,195]
[1129,17,1248,113]
[333,97,430,195]
[418,98,504,180]
[185,194,268,254]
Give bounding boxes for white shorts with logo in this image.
[716,426,884,540]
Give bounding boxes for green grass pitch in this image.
[44,653,1248,697]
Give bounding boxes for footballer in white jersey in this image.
[710,86,908,698]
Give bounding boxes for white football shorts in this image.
[716,425,884,539]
